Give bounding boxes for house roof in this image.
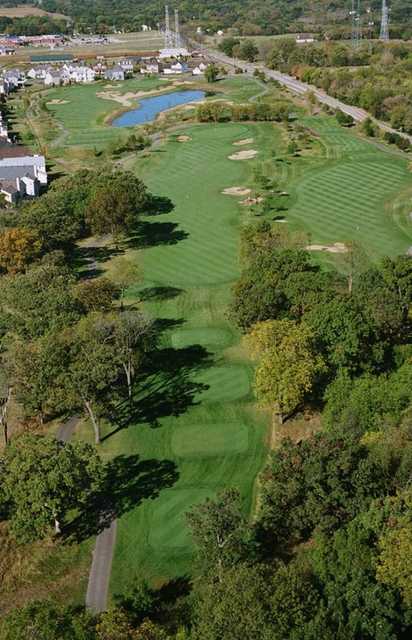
[0,165,36,181]
[0,155,45,168]
[0,142,31,160]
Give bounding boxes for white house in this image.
[44,70,63,86]
[0,154,47,203]
[164,61,188,75]
[119,59,134,74]
[104,66,125,81]
[141,24,150,32]
[296,34,315,44]
[140,62,159,75]
[192,62,207,76]
[69,66,96,83]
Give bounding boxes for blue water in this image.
[112,90,205,127]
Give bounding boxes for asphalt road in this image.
[86,519,117,613]
[206,48,412,144]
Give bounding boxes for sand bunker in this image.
[233,138,254,146]
[223,186,251,197]
[306,242,348,254]
[242,196,263,206]
[229,149,258,161]
[47,99,69,105]
[176,135,191,142]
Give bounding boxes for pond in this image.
[112,89,205,127]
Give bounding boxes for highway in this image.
[205,47,412,144]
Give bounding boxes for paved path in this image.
[205,48,412,144]
[56,415,80,443]
[86,519,117,613]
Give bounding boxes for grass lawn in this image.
[44,77,172,148]
[95,122,274,594]
[284,117,412,260]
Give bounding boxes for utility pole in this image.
[350,0,362,48]
[379,0,390,41]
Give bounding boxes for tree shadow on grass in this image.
[139,285,184,302]
[102,343,212,440]
[65,454,179,542]
[73,244,125,279]
[128,220,189,249]
[147,195,175,216]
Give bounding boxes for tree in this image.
[258,434,389,544]
[204,64,219,83]
[187,488,248,580]
[246,319,324,422]
[239,40,259,62]
[0,264,81,339]
[0,228,42,274]
[109,255,142,308]
[110,311,153,399]
[218,37,240,57]
[335,109,354,127]
[86,171,149,238]
[3,434,102,541]
[1,601,95,640]
[75,278,119,313]
[65,314,121,444]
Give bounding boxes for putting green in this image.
[171,422,249,457]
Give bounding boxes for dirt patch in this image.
[229,149,258,161]
[233,138,254,146]
[47,99,69,105]
[223,186,251,197]
[306,242,348,254]
[241,196,263,206]
[176,135,191,142]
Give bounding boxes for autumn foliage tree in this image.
[246,319,324,422]
[0,227,42,274]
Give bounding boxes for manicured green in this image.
[286,117,412,259]
[45,78,170,148]
[105,122,271,592]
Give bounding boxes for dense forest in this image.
[0,0,411,35]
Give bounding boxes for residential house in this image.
[104,66,125,82]
[0,154,47,204]
[163,61,188,75]
[44,70,63,87]
[69,66,96,83]
[296,33,315,44]
[140,62,159,75]
[192,62,207,76]
[119,59,134,75]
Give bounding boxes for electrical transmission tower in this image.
[174,9,182,47]
[350,0,362,47]
[164,5,174,48]
[379,0,389,41]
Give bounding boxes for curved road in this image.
[206,47,412,144]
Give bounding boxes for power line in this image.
[379,0,390,41]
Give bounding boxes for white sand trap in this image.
[233,138,254,146]
[47,99,69,105]
[241,196,263,206]
[306,242,348,254]
[223,186,251,197]
[229,149,258,161]
[176,135,191,142]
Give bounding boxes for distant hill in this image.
[0,0,411,36]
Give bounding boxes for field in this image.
[0,5,68,20]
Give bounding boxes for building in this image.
[296,34,315,44]
[163,61,188,75]
[0,154,47,204]
[192,62,207,76]
[140,62,159,75]
[119,59,134,74]
[69,65,96,83]
[104,66,125,82]
[44,70,63,87]
[159,47,189,59]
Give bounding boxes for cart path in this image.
[56,414,80,442]
[86,519,117,613]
